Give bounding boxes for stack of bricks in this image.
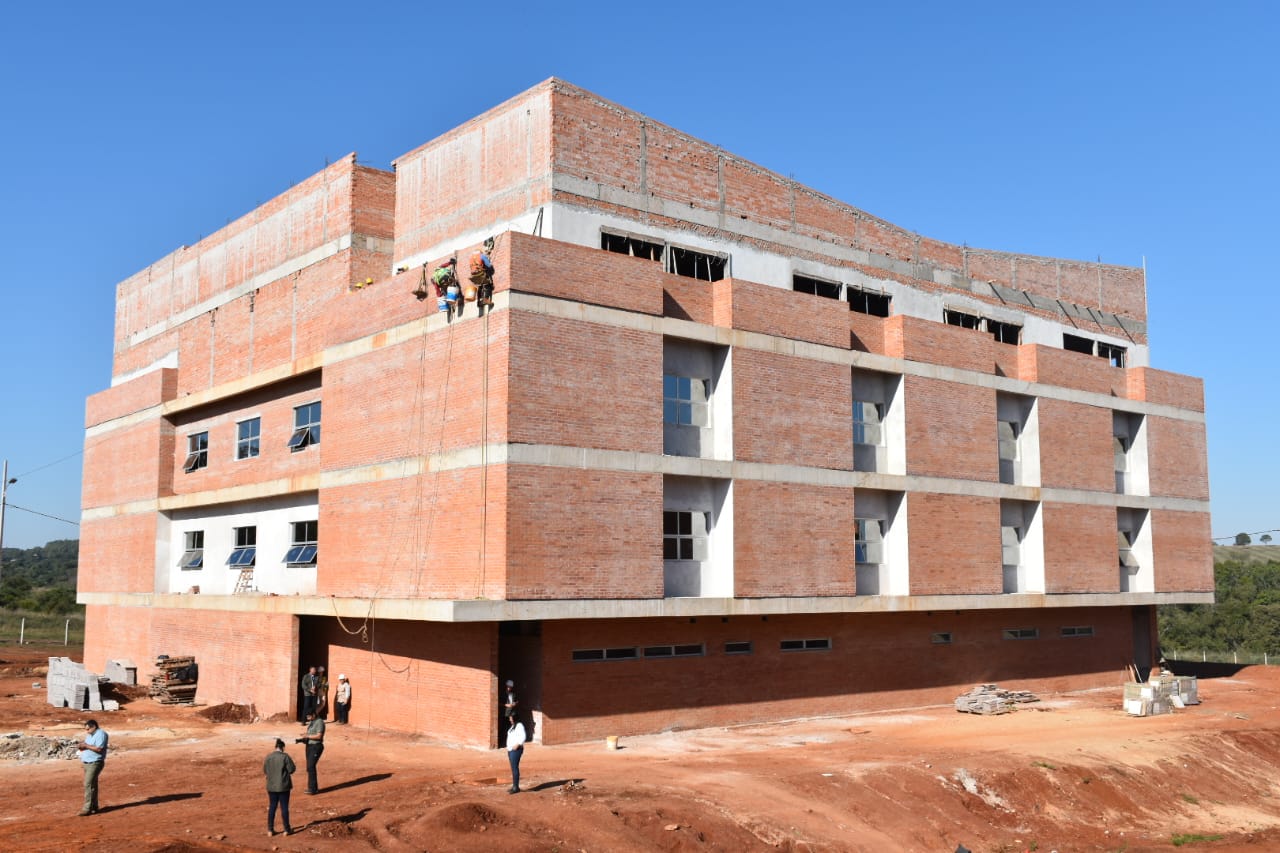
[46,657,115,711]
[149,656,198,704]
[954,684,1041,715]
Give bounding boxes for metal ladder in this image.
[233,567,255,594]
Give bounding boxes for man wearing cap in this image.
[334,674,351,724]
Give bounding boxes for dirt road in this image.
[3,643,1280,851]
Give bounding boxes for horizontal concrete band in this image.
[79,442,1210,521]
[77,589,1214,623]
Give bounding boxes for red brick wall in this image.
[1127,367,1205,412]
[169,375,321,497]
[539,607,1134,743]
[1036,398,1115,491]
[716,277,850,349]
[1151,510,1214,592]
[903,376,998,481]
[507,232,664,316]
[506,312,661,453]
[1022,345,1126,397]
[505,465,662,599]
[733,349,851,469]
[663,276,714,324]
[82,419,174,507]
[307,617,495,746]
[734,481,855,596]
[1041,502,1120,593]
[85,369,178,428]
[319,470,506,600]
[889,316,997,375]
[1146,416,1211,501]
[849,311,886,355]
[78,515,160,594]
[906,493,1002,594]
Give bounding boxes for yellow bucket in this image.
[605,735,619,750]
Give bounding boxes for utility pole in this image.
[0,459,12,586]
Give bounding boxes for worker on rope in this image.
[432,257,461,321]
[469,237,496,315]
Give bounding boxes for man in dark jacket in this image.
[263,738,296,837]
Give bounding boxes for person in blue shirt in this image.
[77,719,109,816]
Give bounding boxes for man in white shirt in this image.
[505,715,527,794]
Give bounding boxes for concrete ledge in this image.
[78,590,1215,623]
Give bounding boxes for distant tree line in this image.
[0,539,80,614]
[1159,559,1280,654]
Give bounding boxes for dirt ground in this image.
[4,645,1280,852]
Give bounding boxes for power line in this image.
[1213,528,1280,542]
[5,503,80,527]
[15,450,84,480]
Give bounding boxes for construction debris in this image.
[149,656,199,705]
[1124,672,1199,716]
[0,733,81,763]
[954,684,1040,715]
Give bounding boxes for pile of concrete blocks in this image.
[954,684,1040,715]
[104,659,137,686]
[46,657,118,712]
[1124,673,1199,716]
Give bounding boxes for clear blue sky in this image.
[1,2,1275,548]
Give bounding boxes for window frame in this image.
[780,638,832,652]
[852,401,884,446]
[178,530,204,570]
[1002,627,1039,641]
[663,509,706,562]
[236,417,261,461]
[288,401,322,451]
[227,525,257,568]
[854,517,884,565]
[663,374,709,428]
[793,274,842,300]
[183,431,209,473]
[848,286,891,317]
[284,520,318,567]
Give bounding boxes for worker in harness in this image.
[432,257,461,321]
[469,237,495,315]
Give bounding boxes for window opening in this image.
[285,520,318,566]
[663,510,705,560]
[183,432,208,472]
[988,320,1022,345]
[1097,342,1126,368]
[601,231,663,262]
[1002,628,1038,640]
[854,518,884,565]
[1063,333,1095,355]
[781,638,831,652]
[1118,529,1138,568]
[236,417,261,460]
[663,375,709,427]
[724,640,753,655]
[643,644,704,658]
[227,525,257,567]
[178,531,204,570]
[944,309,981,330]
[667,245,727,282]
[1061,625,1095,638]
[852,401,884,446]
[289,402,321,451]
[848,286,891,317]
[793,274,841,300]
[931,632,953,645]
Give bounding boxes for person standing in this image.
[301,710,326,794]
[502,679,519,721]
[505,715,527,794]
[263,738,296,837]
[299,666,318,721]
[334,674,351,724]
[315,667,330,720]
[76,719,109,816]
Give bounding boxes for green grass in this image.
[1032,761,1057,770]
[1181,793,1200,805]
[0,610,84,646]
[1172,833,1224,846]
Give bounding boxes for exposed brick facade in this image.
[81,80,1211,748]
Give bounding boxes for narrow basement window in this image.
[793,274,841,300]
[931,632,953,645]
[1097,342,1126,368]
[944,309,981,330]
[1060,626,1095,638]
[1063,333,1095,355]
[724,641,753,655]
[601,231,664,262]
[988,320,1022,345]
[1001,627,1039,641]
[848,286,891,317]
[780,638,831,652]
[667,245,727,282]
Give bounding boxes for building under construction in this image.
[78,79,1212,746]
